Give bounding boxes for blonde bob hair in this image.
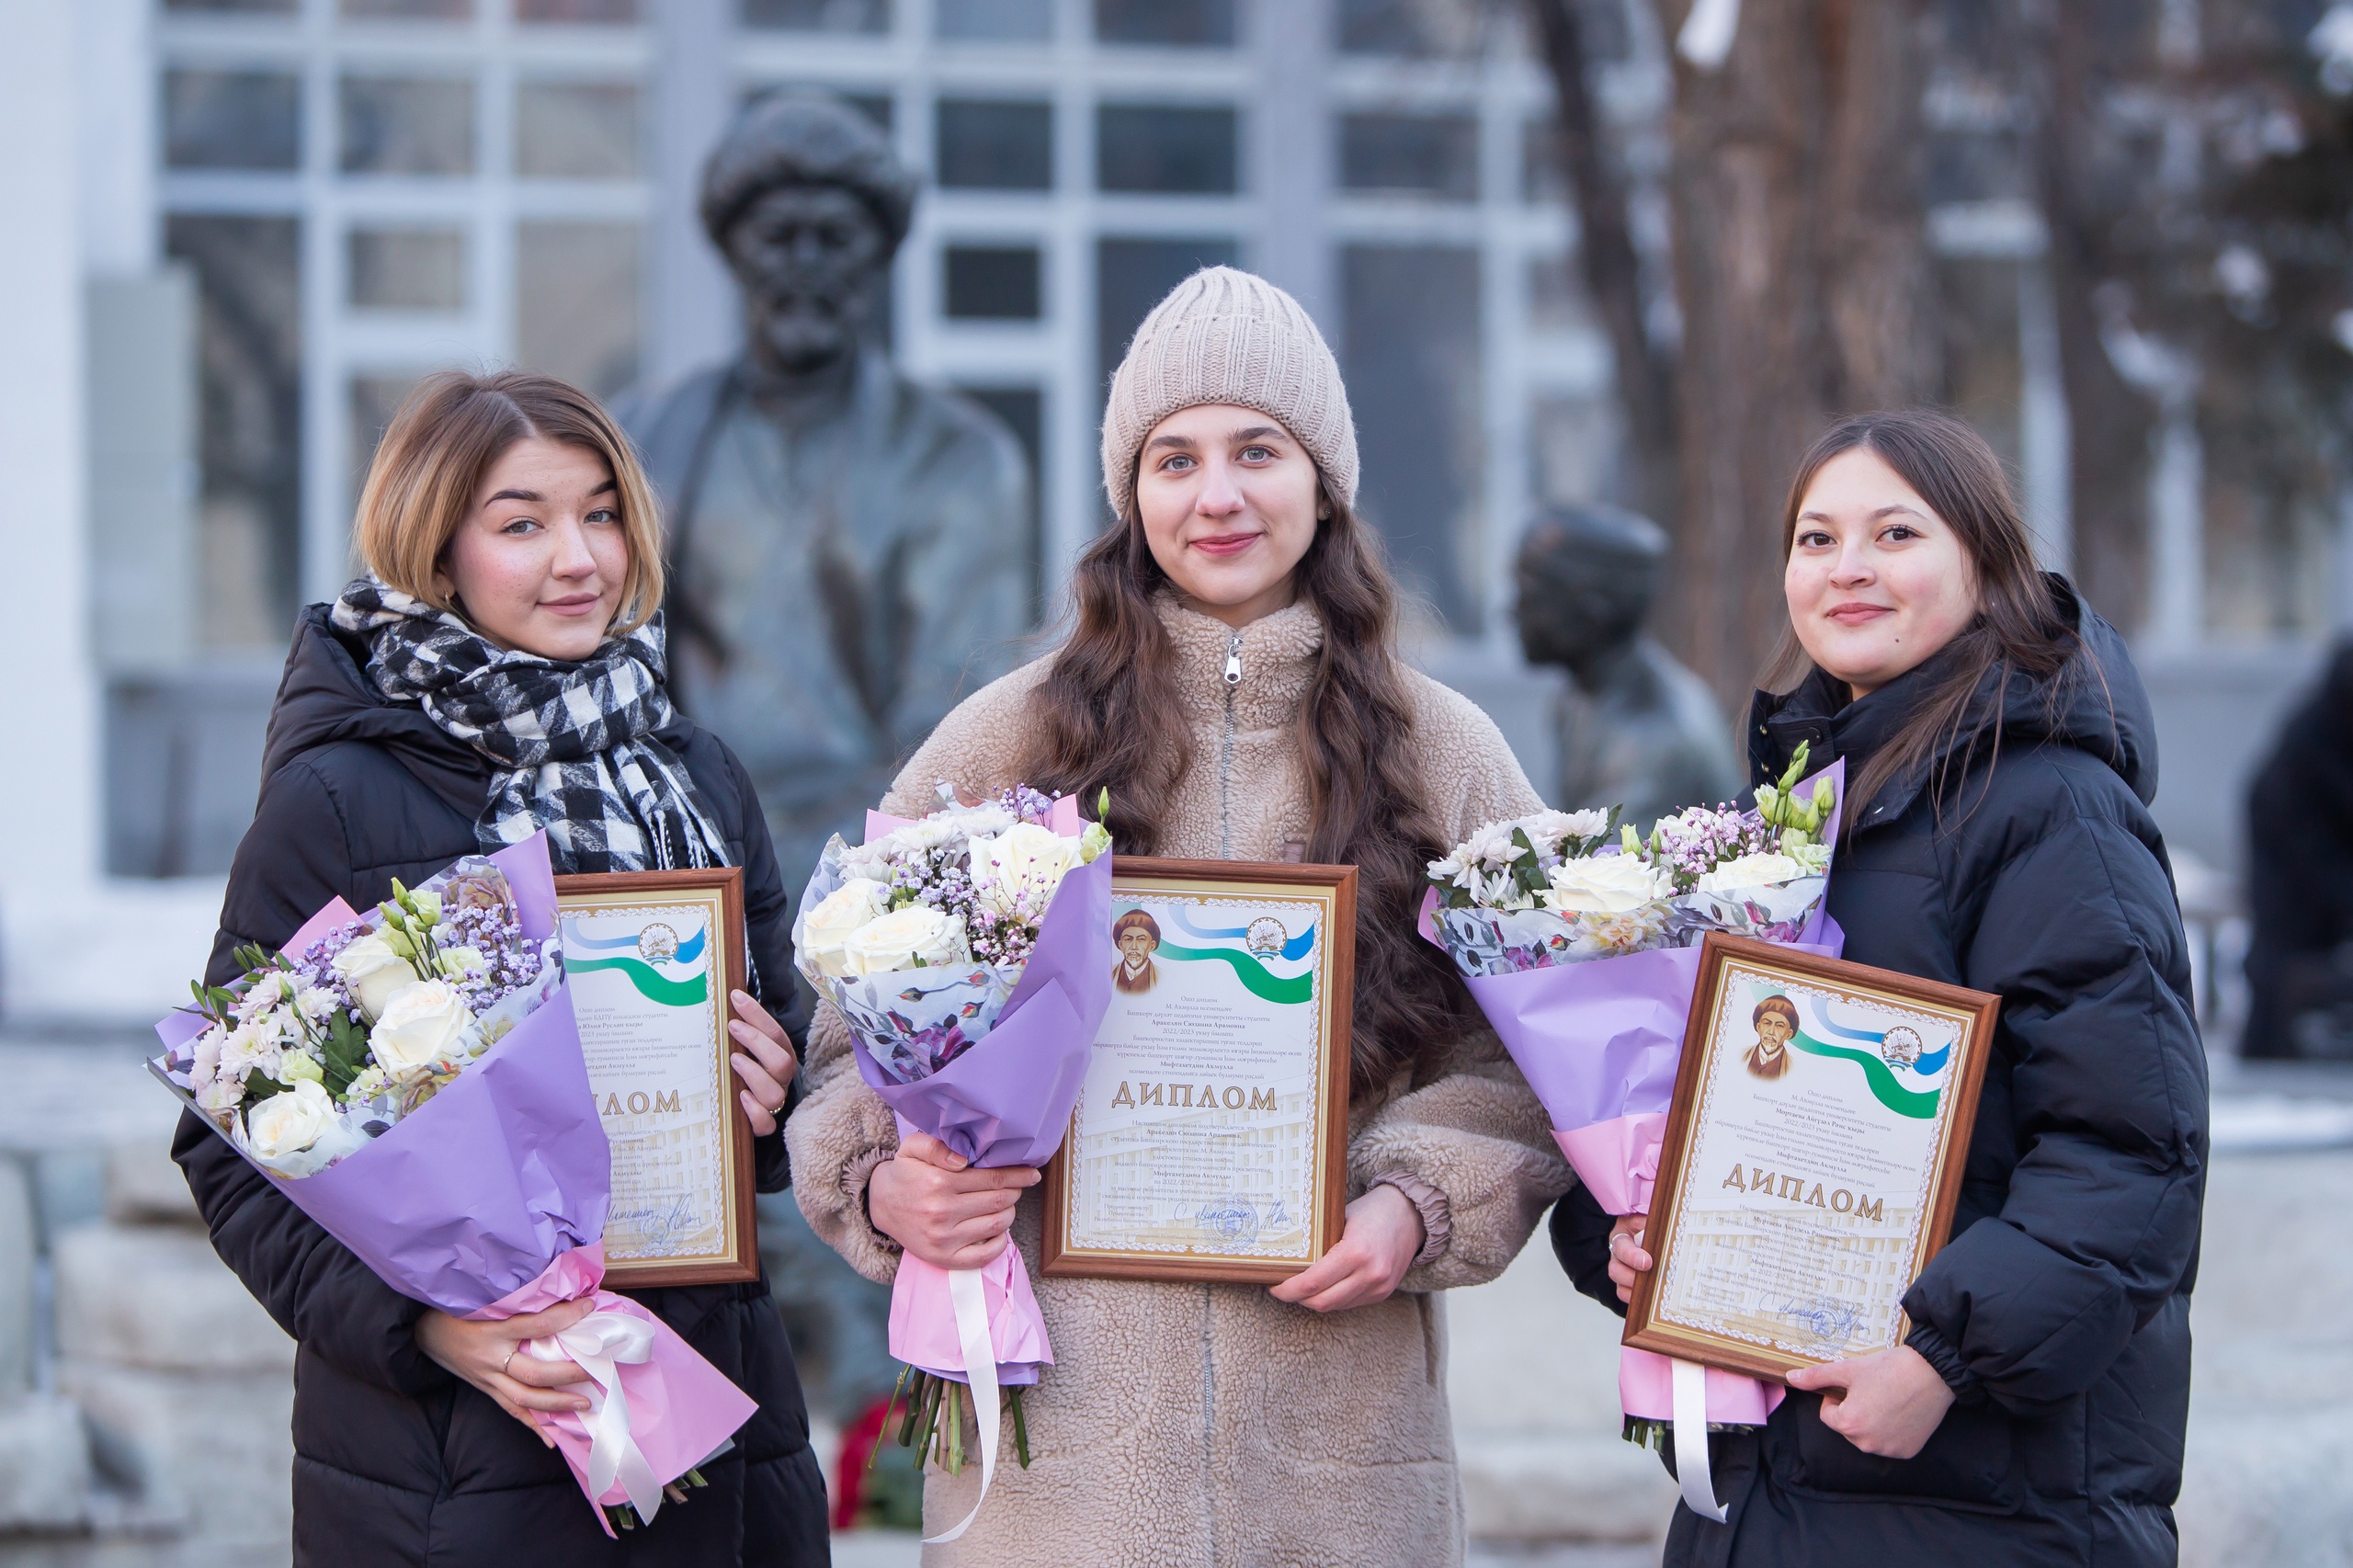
[354,369,665,634]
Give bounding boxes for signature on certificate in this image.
[612,1194,705,1254]
[1198,1195,1260,1244]
[1781,1296,1862,1346]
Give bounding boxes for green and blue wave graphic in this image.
[1770,994,1948,1119]
[562,917,710,1007]
[1165,906,1319,962]
[1155,941,1313,1005]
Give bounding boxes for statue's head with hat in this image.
[700,91,917,381]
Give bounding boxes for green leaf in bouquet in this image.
[320,1012,370,1099]
[244,1073,292,1103]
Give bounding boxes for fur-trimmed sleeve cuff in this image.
[782,1002,904,1285]
[1367,1170,1451,1268]
[1348,1031,1572,1293]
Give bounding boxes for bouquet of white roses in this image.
[795,783,1111,1084]
[155,837,760,1537]
[1415,746,1843,1522]
[794,783,1116,1544]
[1425,744,1839,975]
[170,858,560,1177]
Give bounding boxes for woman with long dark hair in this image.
[788,267,1572,1563]
[173,371,829,1566]
[1558,409,2206,1566]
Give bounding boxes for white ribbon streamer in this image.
[528,1311,664,1526]
[1671,1358,1729,1524]
[922,1267,1002,1546]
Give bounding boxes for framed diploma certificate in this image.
[1626,933,1998,1381]
[1040,858,1355,1285]
[554,870,759,1289]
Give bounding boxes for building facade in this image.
[0,0,2336,1024]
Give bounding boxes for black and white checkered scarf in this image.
[331,579,731,874]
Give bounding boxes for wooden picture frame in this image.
[554,869,760,1290]
[1040,858,1356,1286]
[1625,933,1999,1381]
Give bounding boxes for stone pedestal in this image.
[0,1395,90,1533]
[37,1157,294,1562]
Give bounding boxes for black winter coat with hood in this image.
[171,607,830,1568]
[1552,582,2208,1567]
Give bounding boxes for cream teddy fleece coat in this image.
[786,597,1574,1567]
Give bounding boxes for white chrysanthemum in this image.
[1520,808,1611,849]
[1462,822,1522,870]
[1427,846,1478,890]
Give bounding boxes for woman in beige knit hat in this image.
[786,266,1573,1565]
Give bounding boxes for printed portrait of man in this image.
[1747,994,1799,1081]
[1113,909,1162,994]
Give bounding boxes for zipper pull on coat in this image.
[1224,631,1243,687]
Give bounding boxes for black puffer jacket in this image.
[2243,637,2353,1058]
[171,607,829,1568]
[1552,583,2207,1567]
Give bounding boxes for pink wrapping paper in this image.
[466,1243,759,1533]
[889,1247,1051,1386]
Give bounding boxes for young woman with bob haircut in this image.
[787,267,1574,1564]
[1555,409,2206,1566]
[172,370,829,1566]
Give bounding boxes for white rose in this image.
[1544,854,1670,915]
[839,904,972,976]
[334,931,421,1021]
[369,979,478,1072]
[799,879,895,978]
[970,823,1083,918]
[244,1080,337,1163]
[1693,850,1807,895]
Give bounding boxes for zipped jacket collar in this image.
[1154,593,1324,728]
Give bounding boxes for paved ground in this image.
[824,1532,1660,1566]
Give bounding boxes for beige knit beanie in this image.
[1099,266,1358,519]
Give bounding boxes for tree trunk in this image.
[1525,0,1679,525]
[1656,0,1941,704]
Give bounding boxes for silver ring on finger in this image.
[500,1347,517,1376]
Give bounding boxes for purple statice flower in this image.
[1648,804,1771,894]
[436,900,544,1013]
[290,921,367,1028]
[993,784,1057,825]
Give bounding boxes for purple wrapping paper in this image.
[1454,913,1847,1134]
[846,848,1115,1170]
[154,835,614,1314]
